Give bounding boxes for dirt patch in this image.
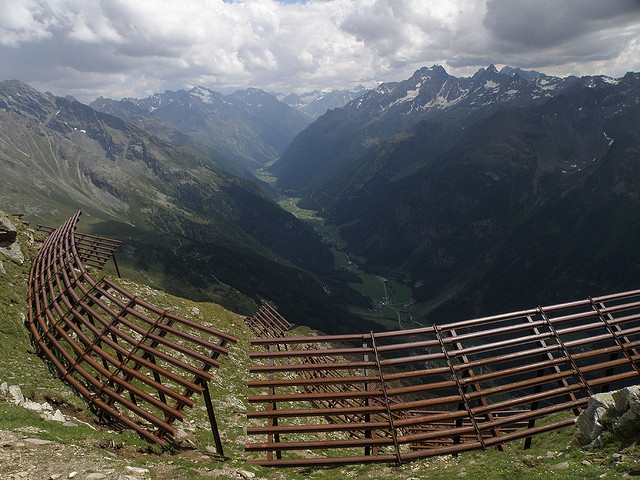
[0,429,244,480]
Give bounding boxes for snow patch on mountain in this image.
[426,86,468,109]
[391,87,420,107]
[278,87,367,118]
[376,84,394,96]
[189,86,215,104]
[534,76,563,91]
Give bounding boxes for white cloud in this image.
[0,0,638,102]
[0,0,54,46]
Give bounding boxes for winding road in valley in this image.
[374,275,423,329]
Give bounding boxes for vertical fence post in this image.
[370,332,402,465]
[434,326,486,450]
[202,382,224,456]
[267,343,281,460]
[523,314,579,448]
[590,297,640,389]
[449,327,503,450]
[539,306,593,397]
[363,337,373,456]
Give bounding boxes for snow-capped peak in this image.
[189,86,216,104]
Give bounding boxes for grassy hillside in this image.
[0,213,635,479]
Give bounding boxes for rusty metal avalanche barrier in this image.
[27,211,237,452]
[245,290,640,466]
[36,224,122,274]
[244,303,292,339]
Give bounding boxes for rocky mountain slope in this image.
[277,86,367,119]
[91,86,311,172]
[271,66,640,323]
[85,95,257,182]
[0,80,366,331]
[271,65,578,198]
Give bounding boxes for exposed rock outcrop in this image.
[0,211,23,264]
[0,211,17,243]
[0,382,67,423]
[574,385,640,448]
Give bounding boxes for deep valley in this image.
[3,64,640,335]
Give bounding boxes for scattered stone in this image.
[0,381,8,394]
[86,474,107,480]
[68,472,78,479]
[23,399,45,412]
[24,438,54,445]
[589,436,603,448]
[16,426,45,434]
[49,475,62,480]
[63,421,78,427]
[554,461,570,470]
[52,409,66,422]
[0,260,5,274]
[125,466,150,476]
[10,397,67,423]
[172,428,199,449]
[237,469,256,479]
[8,385,25,405]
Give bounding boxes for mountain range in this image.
[271,65,578,199]
[90,86,312,173]
[276,86,367,119]
[271,65,640,322]
[0,79,370,332]
[3,63,640,329]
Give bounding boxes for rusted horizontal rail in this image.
[246,289,640,466]
[36,224,121,270]
[28,212,237,451]
[244,303,292,339]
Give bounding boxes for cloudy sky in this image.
[1,0,639,103]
